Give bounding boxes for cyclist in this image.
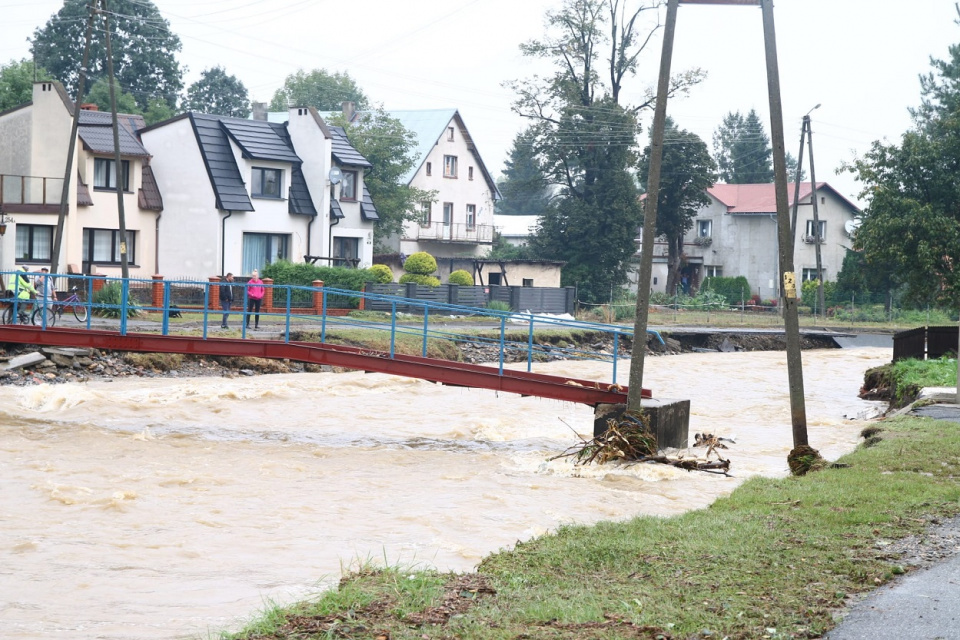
[7,266,37,321]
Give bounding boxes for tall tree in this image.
[328,108,435,253]
[269,69,368,112]
[0,59,51,111]
[184,66,250,118]
[848,12,960,307]
[496,128,552,216]
[31,0,183,110]
[638,118,716,294]
[712,108,773,183]
[511,0,705,303]
[83,77,139,114]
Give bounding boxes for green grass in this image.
[892,357,958,390]
[216,415,960,640]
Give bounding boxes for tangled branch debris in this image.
[551,414,732,475]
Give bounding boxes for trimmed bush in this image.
[403,251,437,275]
[261,260,382,308]
[368,264,394,284]
[448,269,473,286]
[701,276,751,306]
[399,273,441,287]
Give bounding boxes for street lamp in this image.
[0,210,13,237]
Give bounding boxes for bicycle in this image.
[50,286,88,323]
[1,298,55,326]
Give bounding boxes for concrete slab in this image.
[1,352,47,371]
[594,399,690,449]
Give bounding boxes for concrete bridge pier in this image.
[594,399,690,450]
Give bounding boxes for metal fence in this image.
[892,326,959,361]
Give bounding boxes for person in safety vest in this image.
[7,266,38,316]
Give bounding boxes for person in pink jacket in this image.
[246,269,265,330]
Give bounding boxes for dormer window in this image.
[252,167,282,198]
[93,158,130,191]
[341,170,358,201]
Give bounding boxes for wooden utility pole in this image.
[760,0,808,447]
[627,0,680,410]
[789,118,806,241]
[805,113,826,317]
[51,1,96,276]
[102,0,130,279]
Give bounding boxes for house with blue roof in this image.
[140,106,377,276]
[0,81,163,276]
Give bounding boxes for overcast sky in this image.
[2,0,958,207]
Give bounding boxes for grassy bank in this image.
[219,415,960,640]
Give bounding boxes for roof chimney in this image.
[342,101,356,122]
[252,102,267,121]
[80,103,99,111]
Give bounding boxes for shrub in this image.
[403,251,437,275]
[93,282,139,318]
[486,300,511,312]
[701,276,751,306]
[261,260,383,308]
[368,264,394,284]
[448,269,473,286]
[398,273,441,287]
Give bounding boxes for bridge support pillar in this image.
[594,399,690,450]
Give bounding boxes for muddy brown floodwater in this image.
[0,347,889,639]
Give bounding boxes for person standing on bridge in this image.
[219,273,235,329]
[245,269,264,331]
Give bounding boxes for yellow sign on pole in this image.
[783,271,797,299]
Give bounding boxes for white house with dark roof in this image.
[0,81,162,276]
[314,105,501,260]
[641,182,859,298]
[140,107,376,276]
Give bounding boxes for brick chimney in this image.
[80,103,99,111]
[252,102,267,121]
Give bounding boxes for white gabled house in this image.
[0,81,162,276]
[140,107,376,277]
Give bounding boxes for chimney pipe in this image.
[342,101,356,122]
[252,102,267,121]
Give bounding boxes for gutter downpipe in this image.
[154,211,161,274]
[221,211,232,275]
[306,214,314,258]
[329,214,340,260]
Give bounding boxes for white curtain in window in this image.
[34,227,52,260]
[93,230,112,261]
[243,234,268,275]
[94,160,109,188]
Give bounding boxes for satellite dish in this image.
[328,167,343,185]
[844,219,859,237]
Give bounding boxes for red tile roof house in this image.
[636,182,860,299]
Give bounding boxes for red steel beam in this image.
[0,327,649,406]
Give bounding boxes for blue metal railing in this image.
[0,271,664,384]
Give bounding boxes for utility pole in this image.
[51,1,95,276]
[805,112,826,317]
[627,0,680,411]
[789,116,807,241]
[102,0,130,279]
[760,0,808,448]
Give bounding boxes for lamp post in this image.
[0,210,12,237]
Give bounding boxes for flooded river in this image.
[0,347,889,639]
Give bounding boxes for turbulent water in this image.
[0,347,889,639]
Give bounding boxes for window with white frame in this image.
[242,232,289,275]
[93,158,130,191]
[466,204,476,229]
[447,126,455,141]
[82,228,136,265]
[443,155,458,178]
[251,167,282,198]
[805,219,826,240]
[468,166,474,180]
[420,201,432,227]
[697,219,712,238]
[16,224,53,262]
[802,268,823,282]
[442,202,453,226]
[704,265,722,278]
[340,170,357,201]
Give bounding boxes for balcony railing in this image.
[409,222,494,244]
[0,174,65,213]
[802,234,825,244]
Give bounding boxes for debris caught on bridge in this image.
[551,414,732,475]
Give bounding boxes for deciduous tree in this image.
[0,59,51,111]
[269,69,367,112]
[639,118,716,294]
[185,66,250,118]
[31,0,183,109]
[510,0,705,303]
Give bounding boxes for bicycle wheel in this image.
[72,299,88,322]
[1,305,12,325]
[32,306,57,327]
